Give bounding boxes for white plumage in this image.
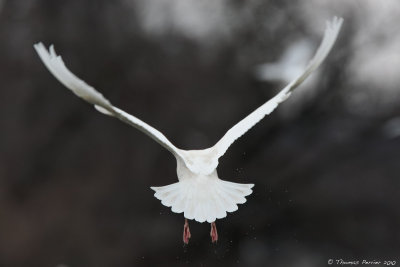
[34,17,343,225]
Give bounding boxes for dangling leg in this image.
[210,221,218,243]
[183,218,191,244]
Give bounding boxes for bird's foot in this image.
[210,222,218,243]
[183,219,191,244]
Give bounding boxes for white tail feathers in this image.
[151,178,254,223]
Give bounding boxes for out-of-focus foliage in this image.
[0,0,399,266]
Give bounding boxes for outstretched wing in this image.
[34,43,183,158]
[212,17,343,159]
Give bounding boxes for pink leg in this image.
[183,218,191,244]
[210,222,218,243]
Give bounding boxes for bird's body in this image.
[34,17,343,243]
[152,149,253,223]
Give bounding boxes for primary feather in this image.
[212,16,343,160]
[34,43,183,158]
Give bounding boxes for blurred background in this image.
[1,0,400,266]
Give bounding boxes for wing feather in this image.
[212,17,343,159]
[34,43,183,157]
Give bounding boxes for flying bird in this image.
[34,16,343,244]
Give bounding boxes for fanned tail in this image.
[151,179,254,223]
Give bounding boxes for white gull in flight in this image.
[34,17,343,244]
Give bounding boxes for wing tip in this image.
[326,16,344,37]
[34,42,56,58]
